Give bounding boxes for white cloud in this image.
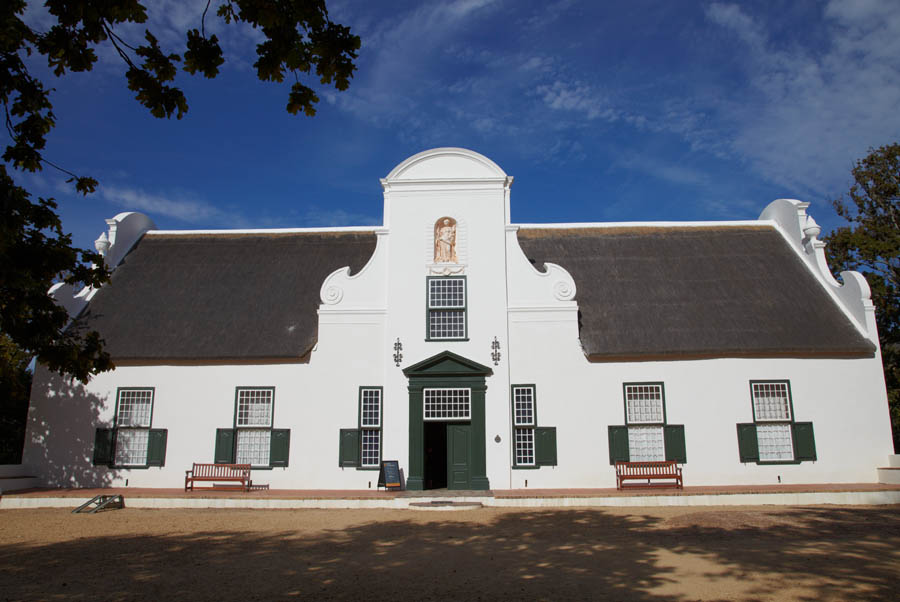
[301,206,380,227]
[536,81,619,121]
[99,184,233,224]
[702,2,900,197]
[613,155,712,188]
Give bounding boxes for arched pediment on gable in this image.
[385,147,507,182]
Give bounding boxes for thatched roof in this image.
[516,225,875,360]
[78,231,377,361]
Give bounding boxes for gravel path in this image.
[1,505,898,600]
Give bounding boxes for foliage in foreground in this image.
[1,0,360,383]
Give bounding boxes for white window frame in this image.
[114,388,154,466]
[234,387,275,466]
[423,388,471,421]
[359,387,383,468]
[512,385,537,467]
[751,381,792,422]
[756,423,794,462]
[426,277,467,340]
[624,383,665,425]
[750,381,795,461]
[627,425,666,462]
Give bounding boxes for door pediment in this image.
[402,350,493,377]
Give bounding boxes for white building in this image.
[24,148,894,490]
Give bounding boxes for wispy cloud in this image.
[701,1,900,196]
[301,206,380,227]
[99,184,237,224]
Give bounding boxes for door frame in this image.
[403,350,492,491]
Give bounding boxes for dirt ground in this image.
[1,505,898,601]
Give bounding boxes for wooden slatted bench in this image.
[185,463,252,491]
[615,461,683,490]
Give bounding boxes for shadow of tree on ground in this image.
[0,506,897,601]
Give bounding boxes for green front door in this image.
[404,351,493,491]
[447,424,471,490]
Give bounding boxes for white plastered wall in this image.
[23,149,895,490]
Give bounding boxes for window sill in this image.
[357,466,380,471]
[752,460,803,465]
[425,338,469,342]
[512,465,540,470]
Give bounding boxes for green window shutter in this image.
[93,428,115,467]
[535,427,557,466]
[214,428,235,464]
[736,423,759,463]
[664,425,687,463]
[792,422,817,461]
[147,429,168,467]
[339,429,360,467]
[270,429,291,467]
[608,425,630,465]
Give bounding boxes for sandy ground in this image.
[1,505,898,601]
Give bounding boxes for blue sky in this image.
[11,0,900,251]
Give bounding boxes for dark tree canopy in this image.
[0,1,360,383]
[825,143,900,452]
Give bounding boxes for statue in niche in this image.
[434,217,458,263]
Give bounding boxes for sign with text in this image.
[377,460,401,490]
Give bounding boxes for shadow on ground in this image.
[0,506,898,600]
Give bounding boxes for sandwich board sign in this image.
[377,460,401,490]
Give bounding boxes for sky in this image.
[10,0,900,252]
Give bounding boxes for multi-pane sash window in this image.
[424,388,471,420]
[235,388,274,466]
[627,426,665,462]
[625,384,664,424]
[513,386,536,466]
[360,388,382,468]
[738,380,817,464]
[427,277,466,339]
[609,382,686,465]
[757,423,794,461]
[117,389,153,427]
[752,382,791,422]
[236,388,273,427]
[115,428,150,466]
[236,428,270,466]
[115,388,153,465]
[515,429,535,466]
[749,381,793,461]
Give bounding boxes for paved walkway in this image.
[3,482,899,509]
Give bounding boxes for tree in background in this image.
[1,1,358,460]
[825,143,900,452]
[1,0,359,382]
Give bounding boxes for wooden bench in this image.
[615,461,683,490]
[185,463,252,491]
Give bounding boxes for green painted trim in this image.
[745,380,815,464]
[403,350,493,377]
[511,465,540,470]
[424,276,468,341]
[407,352,490,490]
[621,381,666,425]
